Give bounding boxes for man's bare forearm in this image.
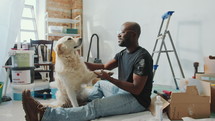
[85,62,104,71]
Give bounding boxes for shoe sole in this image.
[22,90,32,121]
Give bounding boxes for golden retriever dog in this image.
[53,36,97,107]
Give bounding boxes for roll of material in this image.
[204,56,215,74]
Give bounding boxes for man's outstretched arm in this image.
[85,59,118,71]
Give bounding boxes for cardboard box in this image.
[196,73,215,112]
[149,80,211,120]
[211,84,215,112]
[167,86,210,120]
[149,95,170,116]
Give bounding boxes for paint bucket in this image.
[11,67,35,84]
[11,83,34,101]
[50,88,57,99]
[0,82,3,103]
[50,81,57,99]
[10,50,34,67]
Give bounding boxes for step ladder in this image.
[20,4,39,41]
[21,5,50,81]
[152,11,185,90]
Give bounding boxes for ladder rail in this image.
[163,40,179,89]
[164,13,172,31]
[30,5,39,39]
[20,4,39,40]
[152,12,173,57]
[153,33,167,70]
[152,19,164,57]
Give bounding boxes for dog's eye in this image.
[67,38,72,41]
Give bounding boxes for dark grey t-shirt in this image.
[114,46,153,108]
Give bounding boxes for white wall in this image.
[36,0,46,39]
[83,0,215,87]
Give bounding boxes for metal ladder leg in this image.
[167,31,185,78]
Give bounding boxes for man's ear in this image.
[131,31,137,38]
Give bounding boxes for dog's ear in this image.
[56,43,64,55]
[74,38,82,49]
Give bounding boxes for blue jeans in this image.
[42,80,145,121]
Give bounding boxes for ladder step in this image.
[157,35,164,40]
[21,29,37,32]
[153,50,174,53]
[22,17,36,20]
[24,4,34,9]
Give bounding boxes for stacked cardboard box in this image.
[149,79,211,120]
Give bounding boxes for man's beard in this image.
[118,41,125,47]
[118,38,130,47]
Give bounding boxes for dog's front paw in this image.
[61,102,73,108]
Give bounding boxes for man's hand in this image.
[94,70,113,80]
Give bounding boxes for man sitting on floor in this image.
[22,21,153,121]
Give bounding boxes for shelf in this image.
[45,12,82,39]
[45,33,80,37]
[47,17,80,23]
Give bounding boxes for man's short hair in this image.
[124,22,141,38]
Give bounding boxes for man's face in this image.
[117,25,135,47]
